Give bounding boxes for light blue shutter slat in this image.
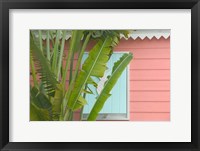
[82,53,127,115]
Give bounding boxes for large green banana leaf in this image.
[87,53,133,121]
[30,86,52,121]
[66,37,114,111]
[30,86,52,109]
[30,33,58,97]
[30,102,50,121]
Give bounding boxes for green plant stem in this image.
[56,31,67,80]
[61,38,75,90]
[61,50,72,91]
[46,31,51,61]
[63,108,71,121]
[52,30,61,74]
[61,30,83,90]
[69,51,75,84]
[50,31,55,47]
[38,30,43,54]
[62,33,91,116]
[73,33,91,80]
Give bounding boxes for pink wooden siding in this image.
[114,37,170,121]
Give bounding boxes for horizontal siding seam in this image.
[130,101,170,102]
[130,80,170,81]
[130,111,170,114]
[130,90,170,92]
[134,58,170,59]
[114,47,170,49]
[132,69,170,70]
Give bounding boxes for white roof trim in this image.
[34,29,170,40]
[121,29,170,40]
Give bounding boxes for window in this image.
[81,52,129,120]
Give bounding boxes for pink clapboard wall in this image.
[114,37,170,121]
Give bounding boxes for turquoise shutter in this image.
[81,52,128,119]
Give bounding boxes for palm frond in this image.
[30,32,58,97]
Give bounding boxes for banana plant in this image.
[62,31,130,120]
[30,30,84,121]
[30,29,132,121]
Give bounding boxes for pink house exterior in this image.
[31,30,170,121]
